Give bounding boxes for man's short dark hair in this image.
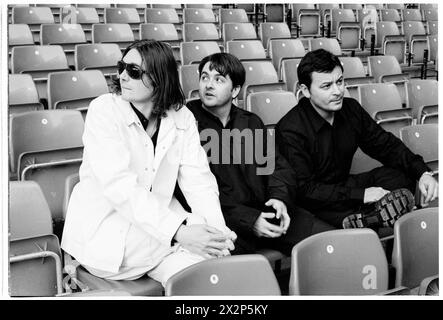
[198,52,246,88]
[112,40,185,117]
[297,49,344,89]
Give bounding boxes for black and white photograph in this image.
[0,0,440,307]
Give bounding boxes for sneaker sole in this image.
[342,188,415,229]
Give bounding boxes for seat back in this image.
[11,45,69,75]
[263,4,285,23]
[399,124,438,163]
[367,55,402,82]
[428,34,438,64]
[74,7,100,24]
[226,40,266,61]
[75,43,121,77]
[219,8,249,26]
[48,70,109,110]
[180,41,220,65]
[104,7,141,24]
[12,6,54,41]
[407,79,438,120]
[140,23,179,41]
[309,38,342,56]
[246,91,296,126]
[290,229,389,295]
[428,20,438,35]
[241,60,280,101]
[165,255,281,296]
[179,64,200,99]
[402,21,426,44]
[222,22,257,43]
[9,181,53,240]
[269,38,305,75]
[183,8,216,23]
[339,56,367,78]
[62,173,80,219]
[40,23,86,47]
[9,110,84,174]
[331,8,356,34]
[92,23,134,50]
[392,208,439,288]
[379,9,402,23]
[423,8,438,22]
[8,74,43,114]
[183,23,219,42]
[10,234,63,297]
[259,22,291,50]
[358,82,403,115]
[281,58,302,93]
[402,9,422,21]
[375,21,403,58]
[145,8,180,24]
[291,4,316,23]
[8,24,34,48]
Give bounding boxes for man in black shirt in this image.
[276,49,438,229]
[187,53,334,255]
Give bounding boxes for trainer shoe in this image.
[342,188,415,229]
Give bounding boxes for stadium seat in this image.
[180,41,220,65]
[62,173,79,219]
[9,110,84,223]
[428,20,438,35]
[104,7,141,39]
[47,70,109,111]
[263,4,285,23]
[9,181,53,240]
[246,91,296,126]
[226,40,266,61]
[40,24,87,66]
[319,3,340,27]
[70,7,100,42]
[367,55,410,105]
[259,22,291,51]
[402,9,423,22]
[183,8,216,23]
[386,4,405,11]
[422,7,438,23]
[8,24,34,54]
[76,4,111,23]
[400,124,438,207]
[330,8,357,37]
[290,4,321,37]
[426,34,438,78]
[240,60,285,104]
[375,21,406,64]
[183,23,220,43]
[12,6,55,42]
[309,38,342,56]
[339,56,374,100]
[289,229,389,295]
[11,45,70,101]
[8,74,44,115]
[269,38,305,78]
[358,83,413,136]
[114,3,146,22]
[218,8,249,31]
[92,23,135,51]
[222,22,257,45]
[392,208,438,291]
[184,4,213,9]
[402,21,428,65]
[139,23,181,60]
[281,58,302,93]
[144,8,180,24]
[357,8,378,50]
[75,43,122,81]
[179,64,200,99]
[10,234,63,296]
[165,254,281,296]
[406,79,438,123]
[379,8,402,24]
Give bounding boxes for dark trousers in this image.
[312,166,416,228]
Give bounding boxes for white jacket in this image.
[61,93,228,273]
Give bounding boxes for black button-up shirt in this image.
[276,97,429,210]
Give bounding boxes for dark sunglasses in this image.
[117,60,147,80]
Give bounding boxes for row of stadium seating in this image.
[9,178,438,296]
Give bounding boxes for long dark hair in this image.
[112,40,185,117]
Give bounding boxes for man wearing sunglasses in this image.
[62,40,236,287]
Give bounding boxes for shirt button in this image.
[145,168,148,171]
[152,168,156,172]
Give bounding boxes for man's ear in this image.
[299,83,311,99]
[232,85,241,100]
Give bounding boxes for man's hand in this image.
[265,198,290,233]
[253,212,285,238]
[173,224,233,259]
[363,187,390,203]
[419,173,438,204]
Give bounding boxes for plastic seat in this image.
[358,83,412,136]
[222,22,257,44]
[92,23,135,51]
[226,40,266,61]
[246,91,296,126]
[139,23,181,60]
[375,21,406,64]
[357,9,379,50]
[144,8,180,24]
[294,7,321,37]
[179,64,200,99]
[9,181,53,240]
[8,24,34,54]
[165,254,281,296]
[402,9,422,22]
[9,110,85,222]
[259,22,291,51]
[339,57,374,100]
[386,4,405,10]
[8,74,44,115]
[180,41,220,65]
[402,21,428,65]
[40,24,87,66]
[331,8,356,35]
[406,79,438,123]
[392,208,438,290]
[309,38,342,56]
[47,70,109,111]
[104,7,141,39]
[184,4,213,9]
[76,4,111,23]
[12,6,55,42]
[75,43,122,81]
[319,3,340,26]
[240,60,285,103]
[70,7,99,42]
[114,3,146,22]
[183,23,220,42]
[62,173,79,219]
[289,229,389,295]
[11,45,70,100]
[269,38,305,78]
[10,234,63,296]
[263,4,285,23]
[422,7,438,22]
[183,8,216,23]
[379,8,402,23]
[428,20,438,35]
[281,58,302,94]
[218,8,249,32]
[331,9,360,50]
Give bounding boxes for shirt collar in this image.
[197,101,239,128]
[301,97,343,132]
